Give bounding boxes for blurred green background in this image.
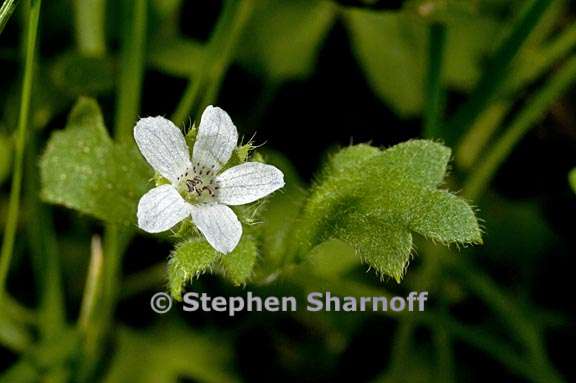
[1,0,575,382]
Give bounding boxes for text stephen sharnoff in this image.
[180,291,428,317]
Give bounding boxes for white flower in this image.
[134,105,285,254]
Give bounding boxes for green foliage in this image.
[168,239,219,300]
[259,151,307,268]
[0,328,79,383]
[0,131,11,184]
[306,239,358,279]
[236,0,335,81]
[482,197,555,266]
[0,0,18,35]
[0,311,31,352]
[104,325,239,383]
[218,235,258,286]
[168,235,258,299]
[294,140,482,281]
[570,168,576,194]
[345,9,498,117]
[345,10,425,117]
[149,38,205,78]
[50,53,115,96]
[319,143,380,180]
[40,98,151,225]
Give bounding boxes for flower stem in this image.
[463,55,576,200]
[171,0,254,125]
[0,0,41,302]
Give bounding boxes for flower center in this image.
[176,164,219,203]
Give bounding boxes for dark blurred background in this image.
[1,0,575,382]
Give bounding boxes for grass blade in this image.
[0,0,42,301]
[464,55,576,200]
[0,0,19,35]
[423,23,447,138]
[445,0,554,144]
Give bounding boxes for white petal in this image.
[137,185,191,233]
[192,106,238,173]
[215,162,285,205]
[191,203,242,254]
[134,116,191,183]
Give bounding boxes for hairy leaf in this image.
[218,235,258,286]
[320,143,380,180]
[411,190,482,244]
[337,215,413,282]
[168,239,220,300]
[361,140,451,188]
[169,234,259,297]
[306,239,358,279]
[40,98,150,225]
[295,140,482,281]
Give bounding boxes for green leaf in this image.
[443,16,500,91]
[336,214,413,282]
[345,9,499,117]
[169,235,259,296]
[306,239,359,279]
[40,98,151,225]
[362,140,451,188]
[218,235,258,286]
[320,143,380,180]
[345,9,425,117]
[411,190,482,244]
[295,140,482,281]
[168,239,220,300]
[236,0,335,81]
